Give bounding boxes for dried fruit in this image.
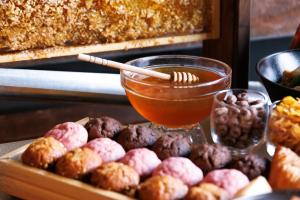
[269,96,300,154]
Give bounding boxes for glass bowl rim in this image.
[213,88,270,109]
[120,55,232,89]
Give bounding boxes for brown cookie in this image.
[85,117,123,140]
[22,137,66,169]
[55,147,102,179]
[139,175,188,200]
[185,183,229,200]
[91,162,140,192]
[117,124,158,151]
[152,133,191,160]
[189,144,232,174]
[230,154,266,180]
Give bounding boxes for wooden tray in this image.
[0,118,133,200]
[0,117,270,200]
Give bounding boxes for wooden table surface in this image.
[0,102,145,143]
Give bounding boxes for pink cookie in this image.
[120,148,161,177]
[84,138,125,163]
[152,157,203,186]
[202,169,249,197]
[45,122,88,151]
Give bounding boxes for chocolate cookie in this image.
[85,117,123,140]
[230,154,266,180]
[189,144,232,174]
[117,124,158,151]
[152,133,191,160]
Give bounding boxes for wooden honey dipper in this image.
[78,54,200,84]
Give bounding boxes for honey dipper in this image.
[78,54,200,84]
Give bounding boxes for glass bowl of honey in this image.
[121,55,232,143]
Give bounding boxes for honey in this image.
[122,66,231,128]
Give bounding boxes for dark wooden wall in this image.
[251,0,300,37]
[203,0,250,89]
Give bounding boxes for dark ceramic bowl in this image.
[237,190,300,200]
[256,49,300,101]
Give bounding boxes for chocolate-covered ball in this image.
[152,133,191,160]
[230,154,266,180]
[85,117,123,140]
[117,124,158,151]
[189,144,232,174]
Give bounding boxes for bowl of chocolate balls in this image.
[210,89,270,155]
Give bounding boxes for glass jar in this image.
[210,89,269,155]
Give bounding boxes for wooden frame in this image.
[0,0,220,64]
[0,34,212,64]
